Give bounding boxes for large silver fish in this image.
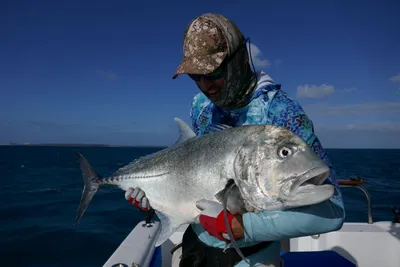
[75,118,334,246]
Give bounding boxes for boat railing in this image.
[338,177,373,224]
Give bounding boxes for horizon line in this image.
[1,143,399,150]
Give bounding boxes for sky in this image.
[1,1,399,148]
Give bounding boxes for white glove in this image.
[196,199,236,241]
[125,188,150,211]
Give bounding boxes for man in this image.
[125,13,345,267]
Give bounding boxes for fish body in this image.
[75,118,334,246]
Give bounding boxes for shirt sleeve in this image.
[242,91,345,242]
[190,93,213,136]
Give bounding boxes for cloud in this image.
[316,122,400,132]
[302,102,400,149]
[96,70,117,80]
[313,122,400,148]
[246,43,271,68]
[316,129,400,149]
[303,102,400,116]
[296,84,335,98]
[339,87,358,93]
[389,73,400,82]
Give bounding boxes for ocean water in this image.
[1,146,399,267]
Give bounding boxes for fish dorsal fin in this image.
[174,118,196,144]
[209,123,233,133]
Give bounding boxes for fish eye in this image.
[278,146,292,158]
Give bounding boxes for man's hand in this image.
[125,188,150,211]
[196,199,244,241]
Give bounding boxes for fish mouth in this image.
[239,166,334,212]
[283,165,334,207]
[290,165,330,194]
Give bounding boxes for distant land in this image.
[1,142,166,148]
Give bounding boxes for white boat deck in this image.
[288,221,400,267]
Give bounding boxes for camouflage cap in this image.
[172,14,230,79]
[172,14,255,109]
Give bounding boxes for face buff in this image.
[203,14,257,109]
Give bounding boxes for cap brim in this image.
[172,51,228,79]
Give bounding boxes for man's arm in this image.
[190,93,212,136]
[242,91,345,242]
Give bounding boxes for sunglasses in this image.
[187,66,224,82]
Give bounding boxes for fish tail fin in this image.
[74,152,101,225]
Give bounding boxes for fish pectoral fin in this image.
[214,180,246,214]
[154,210,182,247]
[215,179,236,203]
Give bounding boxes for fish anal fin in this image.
[154,210,182,247]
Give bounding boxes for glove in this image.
[125,188,150,211]
[196,199,237,242]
